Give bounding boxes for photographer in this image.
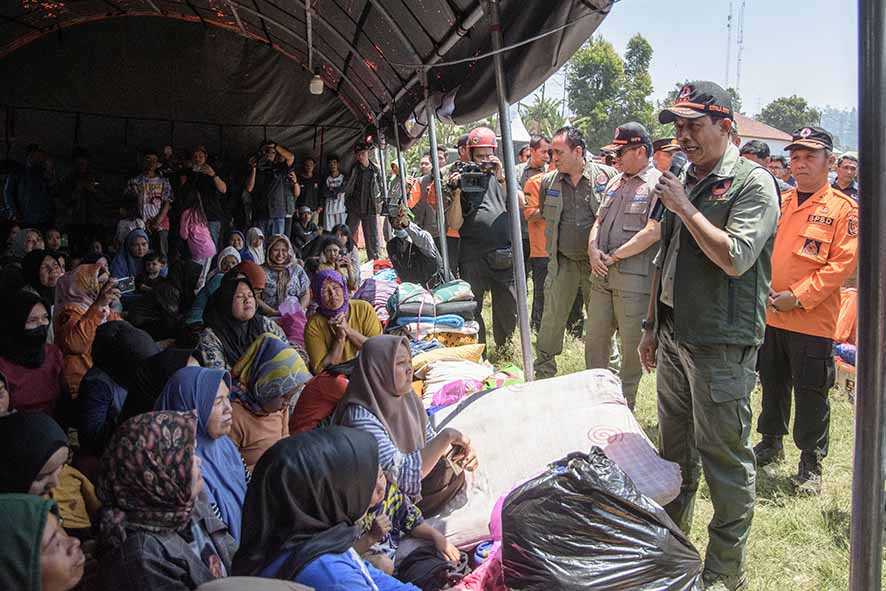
[445,126,515,348]
[387,203,445,288]
[245,141,296,238]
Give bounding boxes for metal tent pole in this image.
[375,122,390,209]
[391,111,409,208]
[849,0,886,588]
[488,0,533,379]
[422,72,451,276]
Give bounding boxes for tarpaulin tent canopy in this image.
[0,0,614,165]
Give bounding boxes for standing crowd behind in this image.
[0,79,862,591]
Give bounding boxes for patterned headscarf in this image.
[231,333,312,415]
[97,411,198,549]
[55,264,104,312]
[265,234,297,306]
[311,269,349,318]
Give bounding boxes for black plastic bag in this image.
[502,449,703,590]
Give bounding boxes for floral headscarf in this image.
[55,263,104,312]
[97,411,198,549]
[231,333,312,415]
[264,235,297,305]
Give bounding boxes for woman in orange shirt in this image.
[53,264,122,397]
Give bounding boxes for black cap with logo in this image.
[659,81,734,124]
[601,122,652,153]
[784,126,834,151]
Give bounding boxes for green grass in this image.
[476,283,882,591]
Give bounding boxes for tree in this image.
[565,34,658,152]
[758,96,821,134]
[518,93,565,139]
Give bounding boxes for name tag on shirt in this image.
[546,189,561,198]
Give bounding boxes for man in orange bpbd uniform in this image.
[754,126,858,495]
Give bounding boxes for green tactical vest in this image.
[658,157,774,346]
[539,162,617,277]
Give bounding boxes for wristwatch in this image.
[641,318,655,331]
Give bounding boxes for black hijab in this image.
[0,412,68,493]
[21,249,57,302]
[0,289,49,368]
[203,274,265,366]
[91,320,161,388]
[118,348,194,423]
[232,427,379,579]
[165,259,203,313]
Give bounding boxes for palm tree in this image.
[518,95,566,138]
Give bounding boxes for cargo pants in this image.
[586,270,648,409]
[535,254,593,378]
[656,307,757,579]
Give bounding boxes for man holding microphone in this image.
[638,81,780,591]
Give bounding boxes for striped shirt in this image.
[339,404,435,499]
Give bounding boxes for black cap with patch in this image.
[659,81,734,124]
[785,126,834,151]
[601,122,651,152]
[652,137,681,153]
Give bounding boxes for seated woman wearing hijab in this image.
[54,264,122,398]
[196,274,287,371]
[333,336,477,508]
[110,228,152,279]
[0,494,85,591]
[230,333,312,470]
[0,289,66,415]
[97,411,236,591]
[316,234,360,292]
[262,234,311,314]
[0,412,101,537]
[232,427,419,590]
[185,250,240,328]
[304,269,381,374]
[155,366,249,543]
[246,227,265,265]
[226,230,252,263]
[78,321,160,456]
[22,249,64,303]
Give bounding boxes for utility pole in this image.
[735,0,746,94]
[725,1,733,88]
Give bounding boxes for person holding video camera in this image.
[532,126,617,379]
[245,141,296,239]
[445,126,516,347]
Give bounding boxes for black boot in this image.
[753,435,785,467]
[792,451,822,495]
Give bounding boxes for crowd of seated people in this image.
[0,139,479,591]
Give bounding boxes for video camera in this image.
[449,160,496,217]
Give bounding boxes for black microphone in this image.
[650,151,688,221]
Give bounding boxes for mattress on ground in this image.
[425,369,682,546]
[393,300,477,321]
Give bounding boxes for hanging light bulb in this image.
[309,74,324,95]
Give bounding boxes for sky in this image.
[533,0,859,115]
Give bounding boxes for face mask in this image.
[22,324,49,348]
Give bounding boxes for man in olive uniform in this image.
[638,81,780,591]
[587,122,662,409]
[533,125,617,378]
